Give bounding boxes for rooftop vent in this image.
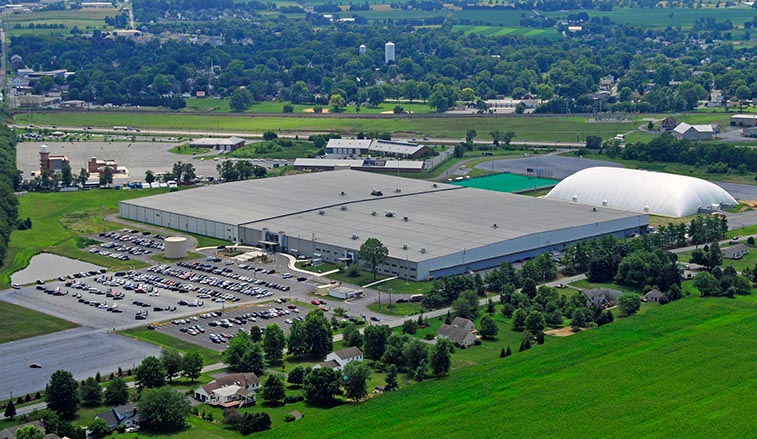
[402,244,408,250]
[492,223,498,229]
[351,234,359,240]
[371,189,383,196]
[319,210,326,215]
[341,205,348,211]
[395,188,402,193]
[371,211,377,216]
[385,211,395,218]
[419,248,427,254]
[403,216,409,222]
[432,183,438,188]
[340,191,346,196]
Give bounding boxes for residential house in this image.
[451,317,475,332]
[661,117,678,131]
[437,324,477,347]
[643,289,667,303]
[583,288,623,308]
[194,372,260,407]
[94,404,140,430]
[722,243,749,260]
[672,122,717,141]
[315,346,364,370]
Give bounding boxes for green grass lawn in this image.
[120,328,224,365]
[678,242,757,273]
[261,293,757,438]
[6,9,118,37]
[169,144,214,156]
[0,302,78,343]
[0,189,170,287]
[15,112,640,143]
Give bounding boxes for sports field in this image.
[452,172,558,192]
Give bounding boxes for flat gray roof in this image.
[121,170,456,226]
[247,185,645,262]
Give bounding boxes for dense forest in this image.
[0,118,20,265]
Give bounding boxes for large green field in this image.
[0,302,78,343]
[5,9,119,37]
[260,294,757,438]
[15,112,638,142]
[182,99,435,115]
[0,189,169,286]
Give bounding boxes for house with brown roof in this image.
[315,346,364,370]
[194,372,259,407]
[661,117,678,131]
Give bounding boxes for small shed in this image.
[329,286,363,299]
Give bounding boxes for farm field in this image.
[14,112,639,142]
[263,294,757,438]
[0,189,168,287]
[0,302,78,344]
[452,25,561,39]
[5,9,118,37]
[182,99,435,115]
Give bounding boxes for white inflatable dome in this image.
[545,167,737,217]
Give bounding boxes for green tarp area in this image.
[451,173,558,193]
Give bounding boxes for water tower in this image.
[39,144,50,171]
[385,41,395,64]
[359,44,366,55]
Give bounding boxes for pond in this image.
[11,253,104,285]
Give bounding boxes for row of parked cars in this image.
[99,230,167,250]
[99,241,153,257]
[88,247,130,261]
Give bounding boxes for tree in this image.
[262,323,286,365]
[239,412,271,435]
[103,377,129,406]
[79,377,102,407]
[617,293,641,316]
[135,356,166,389]
[452,290,480,319]
[343,361,371,401]
[60,163,73,186]
[402,319,419,335]
[261,374,286,405]
[287,319,309,357]
[343,323,363,348]
[465,129,477,142]
[479,314,498,340]
[76,168,89,185]
[229,87,253,112]
[363,324,391,360]
[525,310,546,332]
[303,367,342,406]
[384,364,399,391]
[706,241,723,271]
[305,309,333,358]
[138,387,190,432]
[4,399,16,420]
[262,131,278,141]
[46,370,79,419]
[571,307,592,331]
[287,366,309,386]
[512,308,527,331]
[145,169,155,183]
[430,340,452,377]
[329,93,346,112]
[88,418,110,438]
[161,349,182,382]
[585,135,602,149]
[181,351,203,381]
[359,237,388,280]
[15,426,44,439]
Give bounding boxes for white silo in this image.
[385,41,395,64]
[359,44,366,55]
[164,236,188,259]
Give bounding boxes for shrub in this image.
[284,394,305,404]
[284,413,296,422]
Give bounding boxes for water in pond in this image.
[11,253,104,285]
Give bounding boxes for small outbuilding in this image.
[643,289,667,303]
[328,286,363,299]
[315,346,364,370]
[189,137,246,152]
[672,122,717,141]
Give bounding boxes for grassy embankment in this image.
[0,302,78,343]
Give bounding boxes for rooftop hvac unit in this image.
[402,244,408,250]
[572,195,578,202]
[432,183,438,188]
[492,223,498,229]
[319,210,326,215]
[340,191,346,196]
[643,205,650,213]
[351,234,359,240]
[341,205,348,211]
[395,188,402,193]
[419,248,427,254]
[371,211,377,216]
[385,211,395,218]
[602,200,608,206]
[403,216,409,222]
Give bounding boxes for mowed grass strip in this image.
[0,302,78,343]
[261,295,757,438]
[120,328,223,365]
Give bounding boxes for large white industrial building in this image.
[120,170,648,280]
[545,167,737,217]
